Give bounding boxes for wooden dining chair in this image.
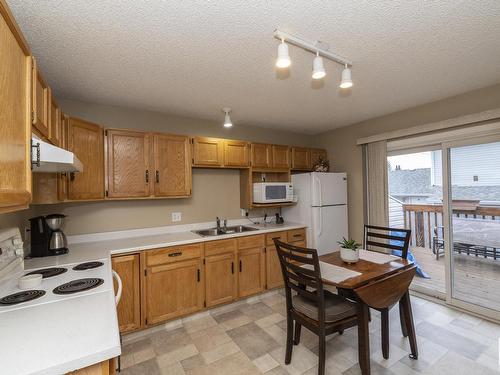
[355,265,418,361]
[274,239,359,375]
[363,224,413,336]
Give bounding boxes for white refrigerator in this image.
[283,172,348,255]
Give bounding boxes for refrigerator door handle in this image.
[314,175,322,206]
[318,206,322,236]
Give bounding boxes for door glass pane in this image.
[449,141,500,311]
[387,151,444,296]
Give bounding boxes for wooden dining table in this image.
[318,251,417,375]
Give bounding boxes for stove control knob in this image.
[15,248,23,256]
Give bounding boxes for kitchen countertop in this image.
[3,220,306,375]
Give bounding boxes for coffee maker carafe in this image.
[29,214,68,257]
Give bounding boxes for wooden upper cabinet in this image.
[67,118,104,200]
[0,6,32,213]
[310,148,327,167]
[251,143,272,168]
[57,114,69,201]
[48,89,62,146]
[192,137,223,167]
[106,129,151,198]
[291,147,311,170]
[153,134,191,197]
[31,58,50,138]
[224,140,249,167]
[272,145,290,169]
[112,254,141,333]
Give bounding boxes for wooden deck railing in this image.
[401,203,500,248]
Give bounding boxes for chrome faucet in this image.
[223,219,228,231]
[216,217,221,231]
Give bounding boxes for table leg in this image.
[401,291,418,359]
[357,301,371,374]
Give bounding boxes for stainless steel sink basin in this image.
[193,225,258,237]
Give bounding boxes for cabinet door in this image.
[57,114,69,201]
[266,247,284,289]
[31,58,50,138]
[310,149,327,167]
[238,247,265,297]
[153,134,191,197]
[112,254,141,333]
[291,147,310,170]
[205,253,236,307]
[48,90,61,146]
[67,118,104,200]
[106,129,151,198]
[146,258,203,325]
[0,12,32,213]
[272,145,290,169]
[251,143,272,168]
[224,140,249,167]
[192,137,223,166]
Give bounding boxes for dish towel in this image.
[302,261,361,284]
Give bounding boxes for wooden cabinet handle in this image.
[231,261,234,274]
[145,169,149,183]
[70,172,75,181]
[168,252,182,257]
[197,269,200,282]
[293,234,302,238]
[155,170,159,183]
[239,260,242,272]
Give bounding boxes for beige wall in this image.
[24,100,317,235]
[318,83,500,242]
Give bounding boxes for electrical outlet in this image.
[171,212,182,222]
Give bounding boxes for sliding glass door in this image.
[443,137,500,319]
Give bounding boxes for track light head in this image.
[339,65,353,88]
[276,39,291,68]
[222,108,233,128]
[312,52,326,80]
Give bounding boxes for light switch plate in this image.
[171,212,182,222]
[241,209,247,217]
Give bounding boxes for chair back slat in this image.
[364,225,411,259]
[274,239,327,323]
[355,266,416,309]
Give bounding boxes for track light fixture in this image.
[273,29,353,88]
[222,108,233,128]
[275,39,291,68]
[312,52,326,80]
[339,64,353,88]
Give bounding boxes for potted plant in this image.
[338,237,361,263]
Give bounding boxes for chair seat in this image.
[293,290,357,323]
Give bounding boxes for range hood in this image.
[31,135,83,173]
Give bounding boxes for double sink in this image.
[193,225,258,237]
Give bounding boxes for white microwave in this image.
[253,182,293,204]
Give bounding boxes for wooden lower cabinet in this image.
[265,246,284,289]
[111,254,141,333]
[205,252,236,307]
[145,258,203,325]
[238,247,265,298]
[67,359,114,375]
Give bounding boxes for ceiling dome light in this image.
[312,52,326,80]
[275,39,291,68]
[222,108,232,128]
[339,65,353,88]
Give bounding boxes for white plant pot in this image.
[340,248,359,264]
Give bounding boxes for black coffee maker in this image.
[29,215,69,257]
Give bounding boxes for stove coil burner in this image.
[72,261,104,271]
[0,290,46,305]
[53,278,104,295]
[25,267,67,278]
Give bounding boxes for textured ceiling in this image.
[7,1,500,134]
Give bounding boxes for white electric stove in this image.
[0,228,115,314]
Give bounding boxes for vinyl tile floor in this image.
[119,290,500,374]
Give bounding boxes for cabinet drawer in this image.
[146,243,203,266]
[287,229,306,243]
[205,238,237,257]
[237,234,265,249]
[265,231,287,246]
